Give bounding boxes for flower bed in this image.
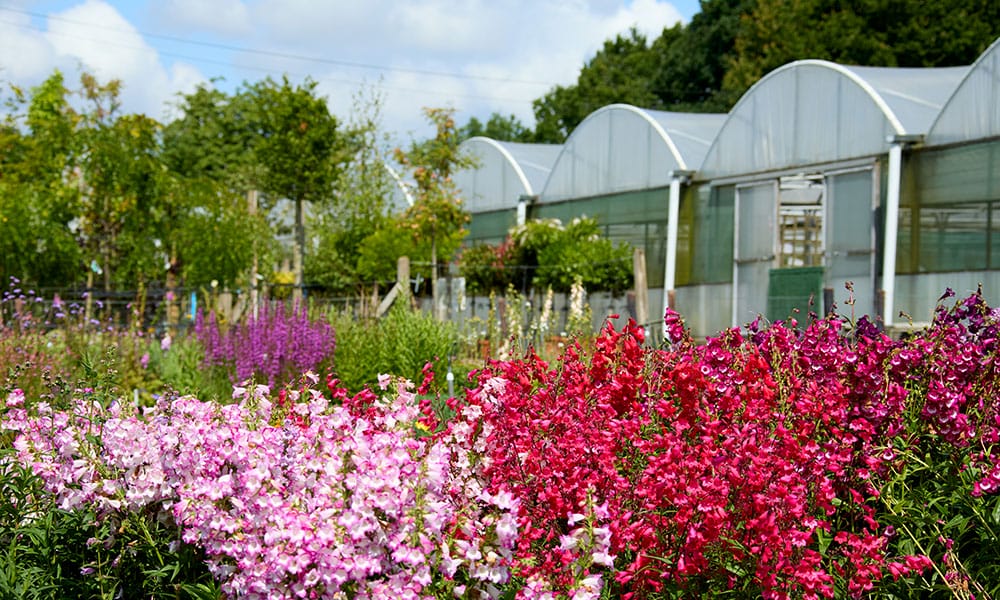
[3,289,1000,598]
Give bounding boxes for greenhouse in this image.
[532,104,726,323]
[454,137,561,244]
[458,37,1000,340]
[897,37,1000,324]
[682,59,970,337]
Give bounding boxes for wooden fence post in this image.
[633,248,649,333]
[377,256,410,318]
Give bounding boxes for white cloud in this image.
[0,0,206,120]
[2,0,686,136]
[259,0,684,139]
[46,1,159,80]
[0,10,55,80]
[151,0,253,37]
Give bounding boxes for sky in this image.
[0,0,699,143]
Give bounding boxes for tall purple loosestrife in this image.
[194,301,335,387]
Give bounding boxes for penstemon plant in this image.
[5,288,1000,598]
[4,373,518,599]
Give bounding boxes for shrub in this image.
[460,217,632,295]
[331,299,461,394]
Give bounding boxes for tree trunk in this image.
[248,190,259,318]
[293,197,304,305]
[432,235,442,321]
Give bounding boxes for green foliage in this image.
[162,84,258,190]
[461,217,632,294]
[0,182,82,287]
[457,243,511,296]
[0,72,84,287]
[243,76,345,208]
[172,181,276,290]
[878,443,1000,598]
[535,218,632,293]
[457,112,532,143]
[532,28,663,142]
[653,0,755,112]
[357,108,472,284]
[355,220,416,284]
[330,299,461,394]
[147,334,233,404]
[70,74,167,289]
[164,76,348,296]
[306,87,395,293]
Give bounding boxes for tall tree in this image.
[241,76,347,302]
[532,28,663,142]
[0,71,82,286]
[652,0,756,111]
[458,112,533,143]
[164,76,348,300]
[73,73,169,290]
[162,84,259,191]
[723,0,1000,100]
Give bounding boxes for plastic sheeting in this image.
[928,37,1000,145]
[541,104,725,203]
[454,138,561,213]
[384,162,416,214]
[699,60,968,179]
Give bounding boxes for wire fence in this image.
[3,252,660,343]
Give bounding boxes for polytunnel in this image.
[384,162,415,214]
[683,60,969,338]
[454,137,561,244]
[535,104,726,328]
[893,38,1000,322]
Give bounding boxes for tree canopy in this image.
[465,0,998,143]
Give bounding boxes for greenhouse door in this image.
[733,181,778,326]
[825,167,877,319]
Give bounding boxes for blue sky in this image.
[0,0,700,141]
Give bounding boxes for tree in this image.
[240,77,347,302]
[164,76,349,300]
[162,83,258,191]
[357,108,473,295]
[722,0,1000,100]
[0,71,82,287]
[531,28,663,142]
[652,0,756,112]
[78,111,166,289]
[457,112,532,143]
[307,87,396,293]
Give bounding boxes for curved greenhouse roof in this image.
[454,137,561,213]
[927,37,1000,145]
[384,162,415,214]
[541,104,726,203]
[698,60,969,179]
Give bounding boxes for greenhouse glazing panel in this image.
[700,62,901,179]
[734,182,778,326]
[826,169,876,317]
[682,185,734,286]
[899,140,1000,274]
[467,209,517,245]
[905,141,1000,206]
